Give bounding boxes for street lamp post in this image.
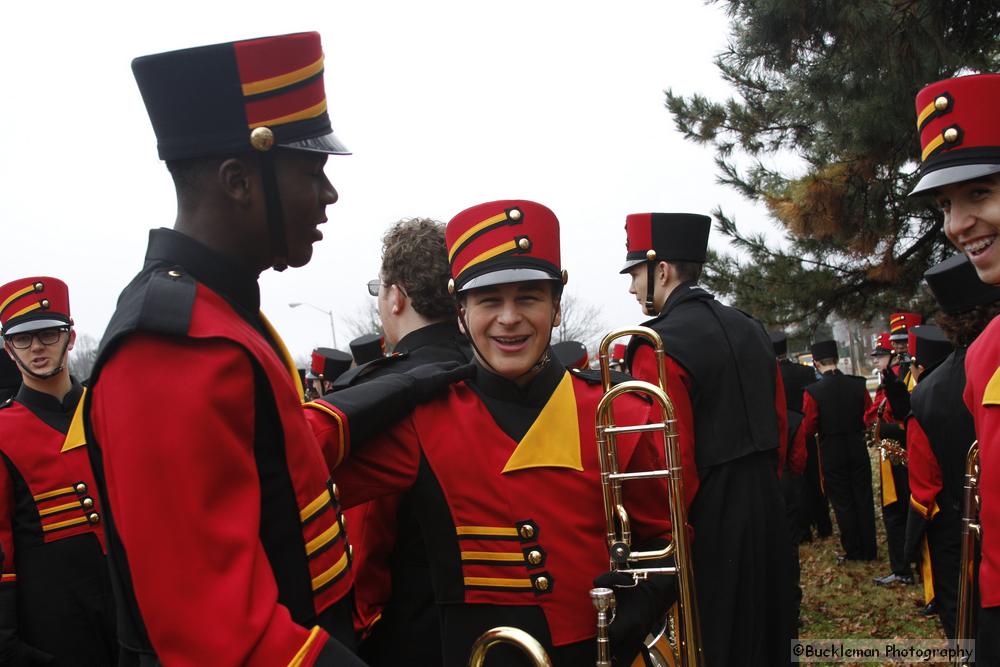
[289,302,337,348]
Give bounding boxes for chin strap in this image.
[644,257,657,316]
[8,336,71,381]
[258,152,289,272]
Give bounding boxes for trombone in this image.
[957,440,980,665]
[591,326,704,667]
[468,627,553,667]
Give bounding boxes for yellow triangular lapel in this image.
[984,366,1000,406]
[61,387,88,452]
[259,311,305,402]
[502,372,583,473]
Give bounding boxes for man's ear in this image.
[552,296,562,328]
[456,307,467,335]
[66,329,77,352]
[657,261,672,286]
[218,158,255,206]
[390,284,407,315]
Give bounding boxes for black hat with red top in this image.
[349,334,385,366]
[924,253,1000,314]
[132,32,349,272]
[910,73,1000,195]
[446,200,565,294]
[310,347,353,382]
[0,277,72,336]
[620,213,711,313]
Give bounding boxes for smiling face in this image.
[937,174,1000,285]
[460,281,561,384]
[274,149,339,268]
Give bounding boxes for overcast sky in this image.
[2,0,783,360]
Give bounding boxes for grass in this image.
[797,449,947,666]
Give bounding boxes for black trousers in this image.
[820,440,877,560]
[927,506,962,639]
[881,462,912,576]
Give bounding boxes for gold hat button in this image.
[519,524,535,539]
[518,238,530,250]
[81,497,94,509]
[527,550,543,565]
[534,576,549,592]
[935,95,949,111]
[944,127,959,143]
[75,482,87,494]
[87,512,100,524]
[508,208,522,221]
[250,126,275,152]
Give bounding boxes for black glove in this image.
[319,362,474,444]
[879,421,905,444]
[593,551,677,665]
[903,505,930,565]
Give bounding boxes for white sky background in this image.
[1,0,784,359]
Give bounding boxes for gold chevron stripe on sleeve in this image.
[42,515,89,532]
[300,489,332,523]
[311,552,349,591]
[464,576,532,588]
[305,522,341,556]
[461,551,524,562]
[32,486,75,502]
[456,526,519,537]
[286,625,322,667]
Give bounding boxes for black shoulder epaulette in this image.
[568,367,652,402]
[332,351,410,389]
[0,397,13,409]
[136,267,197,336]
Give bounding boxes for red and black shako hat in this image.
[621,212,710,312]
[889,312,922,342]
[310,347,352,381]
[446,200,565,293]
[910,73,1000,195]
[349,333,386,366]
[0,277,72,337]
[132,31,348,160]
[810,339,838,361]
[924,253,1000,315]
[871,332,892,356]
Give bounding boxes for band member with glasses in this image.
[0,276,117,665]
[336,217,470,666]
[330,200,673,666]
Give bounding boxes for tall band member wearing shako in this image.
[796,340,877,563]
[331,200,673,666]
[0,278,116,665]
[82,33,466,666]
[336,218,471,666]
[871,312,922,587]
[909,72,1000,659]
[620,212,793,667]
[906,255,1000,639]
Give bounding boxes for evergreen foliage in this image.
[666,0,1000,333]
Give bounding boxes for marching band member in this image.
[0,278,117,664]
[620,212,793,666]
[325,200,674,666]
[909,71,1000,660]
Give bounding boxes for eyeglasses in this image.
[5,327,68,350]
[367,279,408,298]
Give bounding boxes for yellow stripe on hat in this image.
[921,133,946,162]
[448,212,510,261]
[242,56,325,97]
[248,100,327,130]
[7,302,43,321]
[0,285,37,315]
[454,240,518,278]
[916,99,938,132]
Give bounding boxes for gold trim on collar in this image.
[502,372,583,473]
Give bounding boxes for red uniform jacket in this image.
[86,230,356,666]
[0,381,114,663]
[965,316,1000,607]
[906,416,942,520]
[323,368,670,653]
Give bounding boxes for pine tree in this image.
[666,0,1000,333]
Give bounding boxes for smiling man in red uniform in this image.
[619,212,793,667]
[0,277,116,665]
[909,72,1000,661]
[326,200,675,666]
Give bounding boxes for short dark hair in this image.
[935,300,1000,348]
[166,157,215,198]
[381,218,455,320]
[668,260,703,283]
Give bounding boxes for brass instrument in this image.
[592,327,704,667]
[957,440,980,665]
[874,401,908,466]
[468,627,553,667]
